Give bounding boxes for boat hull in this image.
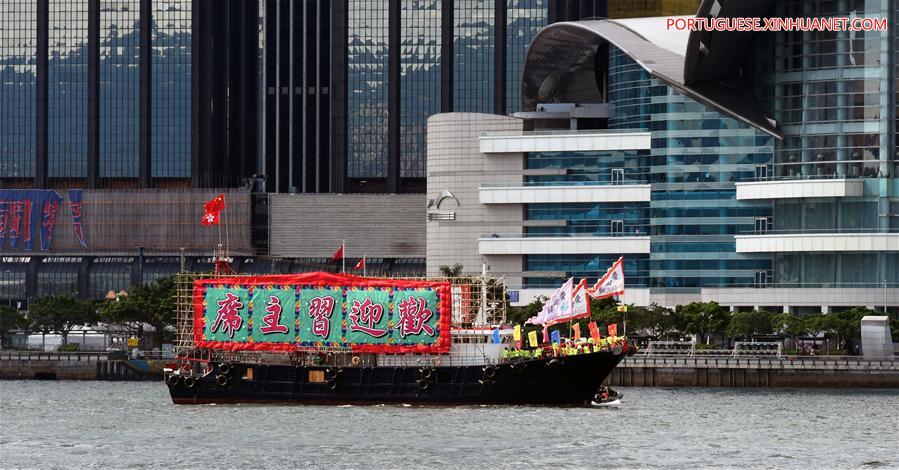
[167,350,626,406]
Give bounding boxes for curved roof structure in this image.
[521,16,782,139]
[683,0,778,84]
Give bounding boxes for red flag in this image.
[608,323,618,337]
[200,211,220,226]
[572,323,581,340]
[204,194,225,213]
[353,257,365,271]
[331,244,344,262]
[588,321,601,342]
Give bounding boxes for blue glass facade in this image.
[506,0,546,113]
[749,0,898,288]
[48,0,88,179]
[525,254,650,288]
[0,1,37,179]
[347,0,389,178]
[150,0,191,179]
[453,0,495,113]
[99,0,140,179]
[754,0,893,181]
[607,46,775,288]
[400,0,441,179]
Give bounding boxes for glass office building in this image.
[259,0,607,194]
[429,6,897,311]
[0,0,254,190]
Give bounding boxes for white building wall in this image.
[426,113,525,282]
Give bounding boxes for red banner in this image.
[193,272,452,354]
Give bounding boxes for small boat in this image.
[591,386,623,406]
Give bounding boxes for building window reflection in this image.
[347,0,389,178]
[0,1,38,180]
[151,0,191,180]
[453,0,494,112]
[100,0,140,179]
[400,0,441,179]
[48,0,88,180]
[506,0,546,113]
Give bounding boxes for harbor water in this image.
[1,381,897,469]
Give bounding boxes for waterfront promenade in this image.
[607,355,899,388]
[2,350,896,387]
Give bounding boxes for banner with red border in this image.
[193,272,452,354]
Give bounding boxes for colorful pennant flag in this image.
[572,323,581,340]
[588,256,625,299]
[526,278,574,325]
[608,323,618,337]
[617,304,628,313]
[513,325,522,342]
[550,330,561,345]
[492,328,501,344]
[528,330,538,348]
[588,321,601,342]
[542,325,549,343]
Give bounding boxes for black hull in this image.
[167,350,626,406]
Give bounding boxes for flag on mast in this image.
[354,255,366,275]
[200,194,225,226]
[588,256,625,299]
[525,278,573,325]
[331,243,344,262]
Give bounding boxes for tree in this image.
[775,312,810,347]
[28,295,98,347]
[507,296,545,326]
[0,305,27,349]
[438,264,464,278]
[100,277,176,348]
[678,302,729,345]
[727,310,775,341]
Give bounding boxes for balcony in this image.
[479,183,651,204]
[735,231,899,253]
[479,234,651,255]
[479,129,651,154]
[735,178,864,200]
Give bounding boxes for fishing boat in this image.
[164,271,632,405]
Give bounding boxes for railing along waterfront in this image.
[0,351,109,361]
[621,354,899,370]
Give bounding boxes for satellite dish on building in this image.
[537,73,561,103]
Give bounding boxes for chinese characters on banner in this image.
[195,273,452,354]
[0,189,87,251]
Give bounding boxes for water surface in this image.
[1,381,897,469]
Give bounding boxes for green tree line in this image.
[0,277,176,350]
[508,298,899,352]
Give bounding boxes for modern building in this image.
[259,0,611,194]
[0,0,613,305]
[427,2,898,313]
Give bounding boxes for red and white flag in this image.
[588,257,625,299]
[204,194,225,213]
[200,210,220,226]
[331,244,344,262]
[353,257,365,271]
[200,194,225,226]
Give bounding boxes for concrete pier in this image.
[0,352,159,381]
[606,356,899,388]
